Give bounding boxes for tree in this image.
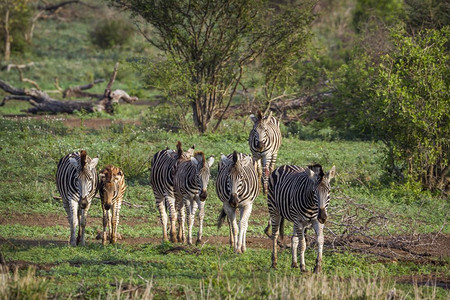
[373,27,449,192]
[111,0,315,133]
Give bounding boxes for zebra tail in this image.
[217,209,227,229]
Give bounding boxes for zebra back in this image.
[249,110,282,159]
[56,150,99,209]
[99,165,126,210]
[268,164,335,224]
[216,151,259,208]
[174,152,214,201]
[150,141,195,198]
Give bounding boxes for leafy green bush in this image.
[90,19,134,49]
[373,26,449,191]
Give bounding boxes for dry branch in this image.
[0,63,138,115]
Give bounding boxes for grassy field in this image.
[0,1,449,299]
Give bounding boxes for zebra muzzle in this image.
[80,198,89,209]
[229,193,238,208]
[318,208,327,224]
[200,190,207,201]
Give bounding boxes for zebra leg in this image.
[111,204,121,244]
[156,198,169,242]
[291,223,301,269]
[65,200,78,247]
[166,196,178,243]
[227,216,234,247]
[299,226,307,272]
[175,196,186,243]
[224,205,238,251]
[77,205,90,246]
[262,156,269,194]
[186,199,195,245]
[270,213,282,268]
[196,200,204,245]
[102,207,108,246]
[312,220,324,273]
[237,203,253,253]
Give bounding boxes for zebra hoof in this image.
[291,262,299,268]
[271,263,277,269]
[313,265,321,273]
[195,239,201,245]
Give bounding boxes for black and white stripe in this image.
[267,164,335,272]
[150,141,195,242]
[56,150,98,246]
[174,152,214,245]
[216,151,259,253]
[249,111,282,194]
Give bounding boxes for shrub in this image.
[90,19,134,49]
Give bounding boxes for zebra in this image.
[267,164,335,273]
[150,141,195,242]
[249,110,282,194]
[216,151,259,253]
[99,165,126,245]
[56,150,99,246]
[174,152,214,245]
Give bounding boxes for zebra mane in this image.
[176,141,183,158]
[308,164,324,183]
[194,151,206,168]
[80,150,87,169]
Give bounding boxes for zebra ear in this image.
[90,157,99,169]
[191,156,199,166]
[326,166,336,181]
[305,168,315,179]
[207,156,215,167]
[267,110,273,120]
[250,114,258,123]
[99,172,106,181]
[69,158,78,169]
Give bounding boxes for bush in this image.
[90,19,134,49]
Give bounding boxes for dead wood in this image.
[0,62,138,115]
[63,79,105,98]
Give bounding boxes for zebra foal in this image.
[216,151,259,253]
[268,164,335,273]
[99,165,126,245]
[249,110,282,194]
[56,150,99,246]
[174,152,214,244]
[150,141,195,242]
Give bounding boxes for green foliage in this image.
[404,0,450,33]
[113,0,315,132]
[353,0,404,32]
[0,0,33,56]
[90,19,135,49]
[374,26,449,191]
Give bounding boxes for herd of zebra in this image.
[55,111,335,272]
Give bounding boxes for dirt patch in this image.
[1,212,449,269]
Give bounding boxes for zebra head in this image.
[99,165,123,210]
[191,152,214,201]
[250,110,273,152]
[222,151,253,208]
[69,150,98,209]
[307,165,336,224]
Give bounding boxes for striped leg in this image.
[237,203,253,253]
[196,199,205,245]
[291,222,300,269]
[111,204,121,244]
[77,205,90,246]
[176,197,186,243]
[166,196,178,243]
[299,225,307,272]
[64,200,78,247]
[102,208,109,245]
[270,212,282,268]
[224,205,238,252]
[312,220,324,273]
[156,198,169,242]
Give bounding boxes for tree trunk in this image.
[3,9,11,61]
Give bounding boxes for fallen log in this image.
[0,63,137,114]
